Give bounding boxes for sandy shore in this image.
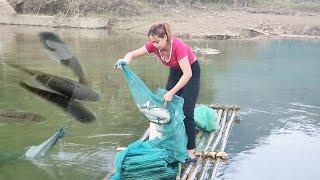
[1,3,319,40]
[112,7,320,40]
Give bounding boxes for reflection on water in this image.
[222,129,320,180]
[1,25,320,180]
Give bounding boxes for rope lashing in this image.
[195,151,228,159]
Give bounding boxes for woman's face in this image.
[149,35,167,50]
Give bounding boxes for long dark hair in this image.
[148,23,172,42]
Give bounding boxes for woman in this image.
[114,23,200,160]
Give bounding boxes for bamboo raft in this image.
[112,103,240,180]
[179,103,239,180]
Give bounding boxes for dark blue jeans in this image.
[165,61,200,149]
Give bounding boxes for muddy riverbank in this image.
[1,1,320,40]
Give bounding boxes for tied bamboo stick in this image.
[196,131,205,147]
[184,133,209,179]
[181,109,223,180]
[198,109,230,180]
[209,104,240,111]
[210,110,236,180]
[204,109,223,150]
[181,131,206,179]
[195,151,227,159]
[187,109,225,180]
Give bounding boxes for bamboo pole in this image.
[209,109,229,152]
[180,129,206,178]
[180,123,206,179]
[189,109,229,180]
[184,133,209,179]
[210,110,236,180]
[196,131,204,147]
[181,135,212,178]
[204,109,223,150]
[197,109,230,180]
[188,109,225,179]
[180,131,207,179]
[196,132,208,152]
[181,118,219,180]
[181,108,225,180]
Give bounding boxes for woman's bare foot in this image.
[188,149,196,159]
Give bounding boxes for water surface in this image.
[0,25,319,180]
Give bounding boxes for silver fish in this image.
[39,32,87,85]
[138,101,170,124]
[0,109,45,123]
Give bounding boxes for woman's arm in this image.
[123,46,148,64]
[164,57,192,102]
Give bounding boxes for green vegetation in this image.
[253,0,320,12]
[8,0,320,17]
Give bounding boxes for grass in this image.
[252,1,320,12]
[9,0,320,17]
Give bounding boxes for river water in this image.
[0,25,319,180]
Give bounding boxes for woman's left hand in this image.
[163,91,174,103]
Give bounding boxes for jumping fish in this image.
[19,81,95,123]
[0,109,45,123]
[138,100,170,124]
[6,63,99,101]
[38,32,87,84]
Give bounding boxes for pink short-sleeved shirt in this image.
[144,37,196,69]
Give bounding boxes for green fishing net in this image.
[25,125,67,159]
[194,105,219,132]
[111,66,188,180]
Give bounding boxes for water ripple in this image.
[289,102,320,109]
[88,133,133,139]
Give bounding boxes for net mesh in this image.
[25,127,66,159]
[194,104,219,132]
[111,66,188,180]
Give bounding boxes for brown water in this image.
[0,25,320,180]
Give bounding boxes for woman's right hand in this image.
[113,59,127,69]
